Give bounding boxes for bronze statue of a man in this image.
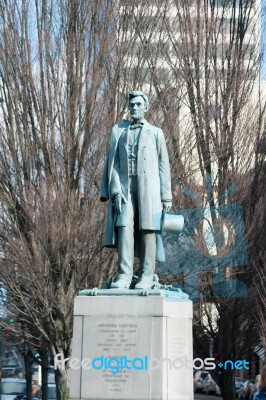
[100,90,172,290]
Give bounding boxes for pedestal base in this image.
[69,294,193,400]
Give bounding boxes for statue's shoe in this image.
[134,280,153,290]
[110,279,130,289]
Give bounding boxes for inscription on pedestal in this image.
[81,316,152,399]
[166,318,193,400]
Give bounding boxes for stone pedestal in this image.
[69,294,193,400]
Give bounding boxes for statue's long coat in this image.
[100,119,172,248]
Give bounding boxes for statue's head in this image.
[128,90,149,121]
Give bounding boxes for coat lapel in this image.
[108,120,130,179]
[114,120,130,143]
[138,119,151,149]
[122,124,130,153]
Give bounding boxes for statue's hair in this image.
[128,90,149,109]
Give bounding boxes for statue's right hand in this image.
[113,193,127,214]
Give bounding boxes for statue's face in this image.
[129,96,147,121]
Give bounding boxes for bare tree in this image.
[153,1,265,398]
[0,0,182,397]
[0,0,121,397]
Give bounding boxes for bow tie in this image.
[130,122,144,130]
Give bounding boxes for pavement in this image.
[194,393,223,400]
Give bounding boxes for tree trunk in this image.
[220,369,235,400]
[55,367,68,400]
[24,349,33,400]
[41,349,49,400]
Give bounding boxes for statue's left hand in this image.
[162,201,172,212]
[113,193,127,214]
